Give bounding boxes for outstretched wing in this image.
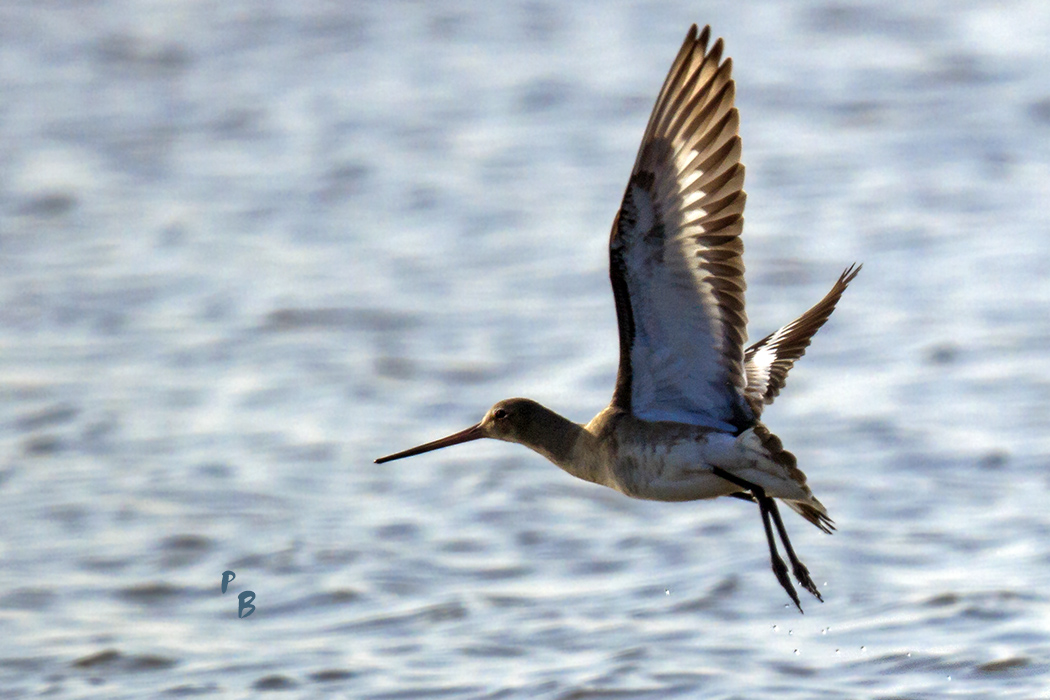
[609,25,753,432]
[744,264,861,416]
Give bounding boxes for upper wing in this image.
[744,264,861,416]
[608,25,754,432]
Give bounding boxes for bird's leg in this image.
[766,498,822,601]
[711,467,801,613]
[757,494,801,613]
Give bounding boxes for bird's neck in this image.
[514,406,601,485]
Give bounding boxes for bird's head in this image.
[374,398,549,464]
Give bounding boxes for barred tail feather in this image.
[786,499,835,534]
[753,424,835,534]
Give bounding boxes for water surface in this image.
[2,1,1049,697]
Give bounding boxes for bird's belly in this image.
[606,435,742,502]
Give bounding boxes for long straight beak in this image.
[374,423,484,464]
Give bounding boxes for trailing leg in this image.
[767,498,822,601]
[712,467,802,612]
[757,493,801,612]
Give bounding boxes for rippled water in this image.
[2,0,1050,697]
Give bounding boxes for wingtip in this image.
[709,36,725,64]
[840,262,862,284]
[696,24,710,48]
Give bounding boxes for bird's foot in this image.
[771,554,802,613]
[791,559,822,602]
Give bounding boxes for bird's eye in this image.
[493,408,508,420]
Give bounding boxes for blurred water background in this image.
[2,0,1050,697]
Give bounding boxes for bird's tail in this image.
[786,499,835,534]
[752,424,835,534]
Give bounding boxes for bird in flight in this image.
[376,25,860,612]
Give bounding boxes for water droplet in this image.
[835,649,840,654]
[788,629,793,636]
[821,628,827,635]
[860,646,866,652]
[665,589,670,595]
[907,652,911,657]
[772,625,778,632]
[793,649,799,655]
[947,676,951,681]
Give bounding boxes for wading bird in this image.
[376,25,859,612]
